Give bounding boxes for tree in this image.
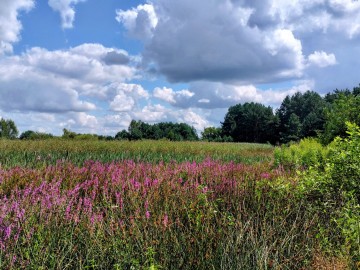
[277,91,326,143]
[281,113,302,142]
[20,130,54,140]
[201,127,222,142]
[321,93,360,144]
[118,120,199,141]
[62,128,77,139]
[115,130,130,140]
[221,102,278,144]
[0,118,18,139]
[128,120,143,140]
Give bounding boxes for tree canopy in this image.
[116,120,199,141]
[0,118,18,139]
[221,102,278,144]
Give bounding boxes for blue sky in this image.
[1,0,360,135]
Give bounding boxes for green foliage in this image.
[115,129,129,140]
[282,113,302,142]
[321,93,360,144]
[277,91,326,143]
[201,126,222,142]
[281,122,360,263]
[324,122,360,202]
[20,130,54,140]
[62,128,99,140]
[0,139,274,168]
[274,138,328,169]
[125,120,199,141]
[62,128,77,139]
[221,102,279,144]
[0,118,18,139]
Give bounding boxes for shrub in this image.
[299,122,360,263]
[274,138,328,169]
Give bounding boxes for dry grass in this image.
[311,253,351,270]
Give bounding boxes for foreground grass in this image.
[1,159,321,269]
[1,137,358,269]
[0,139,273,168]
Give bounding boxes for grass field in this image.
[0,139,358,269]
[0,139,274,168]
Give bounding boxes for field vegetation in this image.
[0,139,273,168]
[0,131,359,269]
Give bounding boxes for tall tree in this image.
[0,118,18,139]
[322,93,360,144]
[277,91,326,143]
[201,127,222,142]
[221,102,278,143]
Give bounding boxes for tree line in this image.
[203,84,360,144]
[1,84,359,144]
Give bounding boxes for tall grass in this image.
[0,159,320,269]
[0,139,273,168]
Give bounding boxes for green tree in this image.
[20,130,54,140]
[128,120,143,140]
[281,113,302,142]
[221,102,278,143]
[115,130,130,140]
[322,93,360,144]
[277,91,326,143]
[201,127,222,142]
[62,128,77,139]
[0,118,18,139]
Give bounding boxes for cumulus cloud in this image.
[0,0,34,54]
[110,92,135,112]
[308,51,337,68]
[102,51,130,66]
[116,4,158,40]
[48,0,87,29]
[24,44,135,83]
[0,44,138,114]
[152,81,314,109]
[116,0,360,92]
[118,0,306,83]
[153,87,194,104]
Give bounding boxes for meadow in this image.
[0,139,273,168]
[0,138,359,269]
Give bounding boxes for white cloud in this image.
[153,87,194,104]
[104,114,132,130]
[48,0,87,29]
[110,93,135,112]
[116,0,360,95]
[0,0,34,54]
[132,104,167,123]
[118,1,306,83]
[308,51,337,68]
[152,81,314,109]
[178,110,208,132]
[72,112,98,128]
[0,44,138,114]
[116,4,158,40]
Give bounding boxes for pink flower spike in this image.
[145,211,151,219]
[163,214,169,227]
[4,225,12,240]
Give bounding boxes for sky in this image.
[0,0,360,136]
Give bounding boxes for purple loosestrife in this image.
[0,157,282,261]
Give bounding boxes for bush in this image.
[274,138,328,169]
[299,122,360,263]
